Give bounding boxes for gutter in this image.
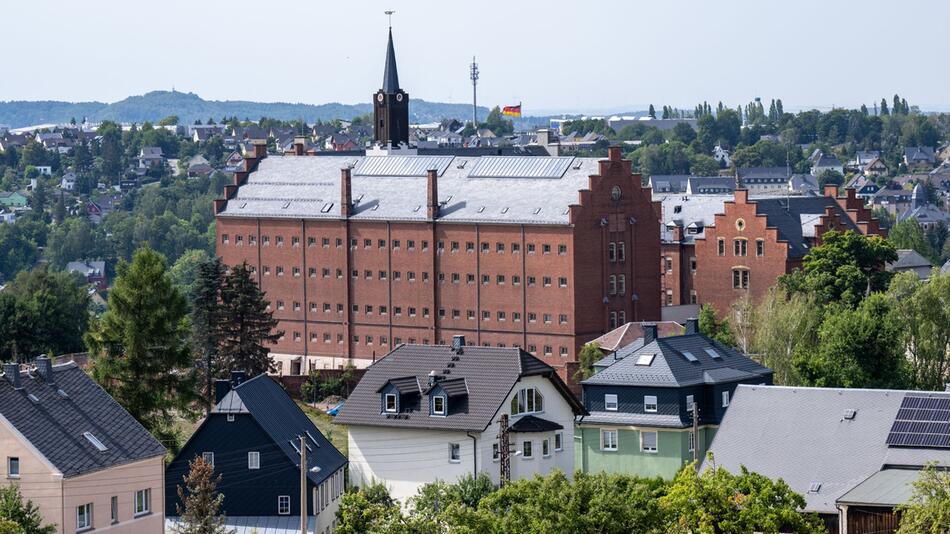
[466,432,478,476]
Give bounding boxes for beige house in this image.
[1,358,166,534]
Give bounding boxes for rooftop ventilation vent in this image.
[57,389,68,398]
[844,409,857,420]
[27,393,39,403]
[477,206,485,213]
[282,201,291,209]
[83,432,108,452]
[320,202,334,213]
[807,482,821,493]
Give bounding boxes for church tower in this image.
[373,27,409,147]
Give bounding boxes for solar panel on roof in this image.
[886,394,950,448]
[682,351,698,362]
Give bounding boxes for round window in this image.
[735,218,746,231]
[376,93,384,103]
[610,185,622,201]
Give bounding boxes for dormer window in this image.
[384,393,397,413]
[433,395,446,415]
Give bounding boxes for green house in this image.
[575,319,772,479]
[0,191,28,208]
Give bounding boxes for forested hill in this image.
[0,90,491,127]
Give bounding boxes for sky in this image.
[4,0,949,114]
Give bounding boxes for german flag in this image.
[502,103,522,117]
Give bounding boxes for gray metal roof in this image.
[836,468,922,506]
[335,344,584,432]
[219,155,601,225]
[353,155,453,177]
[167,516,318,534]
[0,362,166,477]
[704,385,950,513]
[582,333,772,388]
[577,410,687,428]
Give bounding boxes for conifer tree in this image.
[174,457,226,534]
[648,104,656,119]
[217,262,282,377]
[54,192,65,225]
[191,257,226,412]
[86,246,196,437]
[0,483,56,534]
[880,98,889,116]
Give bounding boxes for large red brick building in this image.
[674,186,884,314]
[213,29,661,375]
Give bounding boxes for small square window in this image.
[601,429,618,451]
[522,440,533,459]
[641,431,658,453]
[605,394,618,411]
[644,395,658,413]
[7,457,19,478]
[449,443,461,463]
[278,495,290,515]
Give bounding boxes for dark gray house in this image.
[165,372,346,534]
[576,320,772,479]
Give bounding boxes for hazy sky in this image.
[5,0,948,114]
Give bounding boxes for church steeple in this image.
[374,20,409,148]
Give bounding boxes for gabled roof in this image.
[583,333,771,388]
[336,344,584,431]
[705,385,950,513]
[905,146,935,162]
[589,321,684,353]
[737,166,790,182]
[753,196,861,258]
[887,249,933,272]
[0,362,165,478]
[648,175,689,193]
[210,375,346,485]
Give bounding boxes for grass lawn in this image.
[297,401,348,458]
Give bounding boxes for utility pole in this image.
[498,414,510,485]
[299,435,308,534]
[691,401,700,465]
[470,57,479,134]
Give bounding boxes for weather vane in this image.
[385,10,395,28]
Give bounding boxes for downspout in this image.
[467,432,478,476]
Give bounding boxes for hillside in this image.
[0,90,493,127]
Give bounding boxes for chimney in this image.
[252,140,267,159]
[685,318,699,335]
[823,184,839,198]
[428,370,437,388]
[642,323,658,344]
[213,379,231,404]
[451,335,465,354]
[35,356,54,385]
[293,136,306,156]
[608,145,622,161]
[427,168,439,220]
[340,167,352,217]
[230,370,247,387]
[3,362,22,390]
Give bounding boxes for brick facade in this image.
[215,147,661,375]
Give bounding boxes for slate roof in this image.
[209,375,346,486]
[687,176,736,194]
[813,153,842,168]
[704,385,950,513]
[886,249,933,272]
[509,414,563,432]
[582,333,772,388]
[140,146,163,158]
[335,344,584,431]
[218,155,602,225]
[660,195,731,244]
[752,196,862,258]
[0,362,165,478]
[737,166,791,183]
[905,146,935,163]
[648,174,689,193]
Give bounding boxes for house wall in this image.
[0,415,63,533]
[574,425,715,479]
[215,149,662,378]
[62,456,164,534]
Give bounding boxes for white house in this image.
[335,337,585,501]
[60,171,77,191]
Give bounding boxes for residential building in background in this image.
[165,371,346,534]
[576,321,772,479]
[335,338,585,501]
[705,385,950,534]
[0,358,166,534]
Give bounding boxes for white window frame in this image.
[449,443,461,463]
[511,387,544,415]
[604,394,618,411]
[248,451,260,469]
[641,430,658,453]
[554,432,563,452]
[227,413,235,422]
[688,431,695,453]
[202,452,214,467]
[384,393,397,412]
[433,395,446,415]
[76,503,93,531]
[134,488,150,516]
[522,440,533,459]
[542,438,551,457]
[644,395,658,413]
[601,429,618,451]
[278,495,291,515]
[7,457,19,478]
[722,390,730,407]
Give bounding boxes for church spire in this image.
[382,27,400,93]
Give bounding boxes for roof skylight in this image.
[682,351,698,362]
[635,353,656,366]
[83,432,108,452]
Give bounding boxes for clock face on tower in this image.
[377,93,384,103]
[396,93,403,102]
